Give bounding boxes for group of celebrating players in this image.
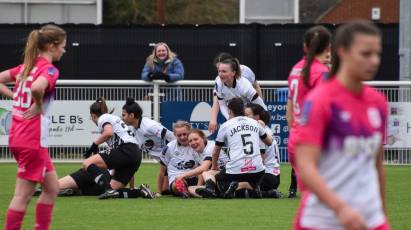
[0,19,391,230]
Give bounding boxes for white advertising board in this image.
[0,100,151,145]
[387,102,411,148]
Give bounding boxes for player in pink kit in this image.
[286,25,331,198]
[0,25,66,230]
[294,21,390,230]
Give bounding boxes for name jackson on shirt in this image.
[229,123,260,137]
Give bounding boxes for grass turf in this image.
[0,163,410,229]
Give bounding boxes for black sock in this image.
[86,164,110,189]
[117,188,141,198]
[289,168,298,191]
[234,188,249,198]
[161,190,171,195]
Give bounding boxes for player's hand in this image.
[83,142,98,158]
[23,103,42,119]
[208,121,218,133]
[337,205,367,230]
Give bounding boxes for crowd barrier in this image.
[0,80,410,165]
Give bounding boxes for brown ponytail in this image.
[21,24,66,81]
[21,30,40,81]
[90,97,114,117]
[301,26,331,87]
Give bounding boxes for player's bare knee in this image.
[42,183,59,197]
[13,192,33,206]
[82,160,91,169]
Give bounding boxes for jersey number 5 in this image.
[241,134,253,155]
[290,79,300,114]
[13,76,33,109]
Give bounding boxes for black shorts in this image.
[215,169,265,193]
[260,173,280,191]
[70,168,106,196]
[99,143,142,185]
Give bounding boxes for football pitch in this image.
[0,163,410,230]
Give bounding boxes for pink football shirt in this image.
[287,57,329,155]
[294,79,388,229]
[8,57,59,149]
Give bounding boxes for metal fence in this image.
[1,80,410,165]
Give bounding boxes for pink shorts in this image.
[10,147,54,183]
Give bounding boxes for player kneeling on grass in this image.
[122,97,175,197]
[160,121,203,198]
[80,98,152,199]
[199,98,273,198]
[230,103,282,199]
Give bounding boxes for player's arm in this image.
[376,146,387,215]
[253,81,263,97]
[163,128,176,142]
[0,70,14,98]
[217,99,229,119]
[260,149,267,161]
[213,125,226,170]
[23,76,50,119]
[209,95,220,133]
[246,83,267,111]
[177,160,211,180]
[95,124,114,145]
[286,99,293,128]
[157,163,167,194]
[211,145,222,171]
[261,134,272,146]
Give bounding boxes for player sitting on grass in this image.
[160,121,203,198]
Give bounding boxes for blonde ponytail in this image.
[21,30,40,81]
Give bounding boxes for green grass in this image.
[0,163,410,230]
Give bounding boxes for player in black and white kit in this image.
[82,98,142,196]
[186,129,229,198]
[229,103,282,199]
[206,98,272,198]
[209,58,267,133]
[160,121,201,198]
[121,98,175,197]
[213,53,262,96]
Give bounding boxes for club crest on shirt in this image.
[368,107,381,128]
[321,71,330,80]
[47,67,56,76]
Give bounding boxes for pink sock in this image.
[5,208,25,230]
[35,203,54,230]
